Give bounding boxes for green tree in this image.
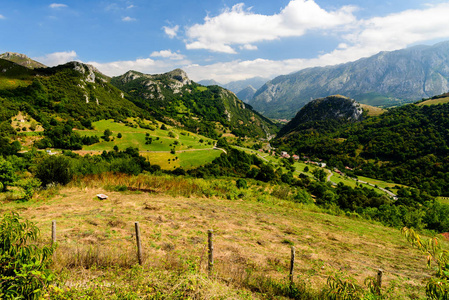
[103,129,112,141]
[312,168,327,182]
[0,157,17,192]
[35,155,73,187]
[0,212,55,299]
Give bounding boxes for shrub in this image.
[236,178,247,189]
[16,178,41,201]
[35,155,73,187]
[0,157,17,192]
[0,212,55,299]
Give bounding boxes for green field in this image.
[77,119,220,169]
[0,78,32,89]
[438,197,449,205]
[417,97,449,106]
[141,149,222,170]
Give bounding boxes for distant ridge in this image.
[250,41,449,119]
[0,52,46,69]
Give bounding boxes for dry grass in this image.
[2,174,435,298]
[360,104,386,116]
[417,97,449,106]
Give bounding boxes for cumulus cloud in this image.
[150,50,185,60]
[185,0,356,53]
[163,25,179,39]
[34,51,77,66]
[184,58,305,83]
[185,2,449,83]
[307,2,449,70]
[122,16,136,22]
[49,3,68,9]
[88,56,192,77]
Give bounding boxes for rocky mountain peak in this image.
[0,52,27,59]
[0,52,47,69]
[165,69,191,86]
[66,61,108,83]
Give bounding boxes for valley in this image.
[1,51,449,299]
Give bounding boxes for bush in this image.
[35,155,73,187]
[16,178,41,201]
[236,178,247,189]
[0,157,17,192]
[0,212,55,299]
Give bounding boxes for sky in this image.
[2,0,449,83]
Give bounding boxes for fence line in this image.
[49,220,384,292]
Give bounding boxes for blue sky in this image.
[1,0,449,83]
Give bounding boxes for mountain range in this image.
[0,54,276,143]
[198,77,269,102]
[248,41,449,119]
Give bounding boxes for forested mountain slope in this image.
[111,69,277,139]
[274,100,449,196]
[277,95,364,137]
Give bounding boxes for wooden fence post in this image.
[208,229,214,275]
[51,220,56,245]
[135,222,143,265]
[376,269,383,294]
[290,246,295,285]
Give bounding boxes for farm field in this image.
[77,119,221,170]
[0,174,434,298]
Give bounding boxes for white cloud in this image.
[185,2,449,83]
[184,58,305,83]
[239,44,258,51]
[127,5,135,9]
[34,51,77,66]
[185,0,356,53]
[88,56,192,77]
[34,3,449,85]
[0,14,5,19]
[150,50,185,60]
[122,16,136,22]
[49,3,67,9]
[309,2,449,69]
[163,25,179,39]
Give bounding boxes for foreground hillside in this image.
[250,41,449,119]
[0,174,433,299]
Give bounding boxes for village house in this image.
[281,151,290,158]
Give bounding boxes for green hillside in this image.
[0,52,47,69]
[274,100,449,197]
[111,70,278,140]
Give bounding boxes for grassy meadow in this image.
[77,119,221,170]
[0,173,435,299]
[417,97,449,106]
